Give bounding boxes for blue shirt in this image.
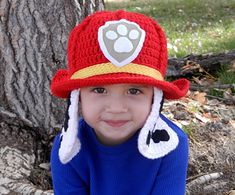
[51,114,188,195]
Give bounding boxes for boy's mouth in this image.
[103,120,129,128]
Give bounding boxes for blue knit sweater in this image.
[51,114,188,195]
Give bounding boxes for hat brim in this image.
[51,70,190,100]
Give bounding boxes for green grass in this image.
[208,65,235,96]
[182,122,196,137]
[217,66,235,84]
[105,0,235,58]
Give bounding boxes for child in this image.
[50,10,190,195]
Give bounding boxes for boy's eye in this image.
[128,88,141,95]
[93,87,106,94]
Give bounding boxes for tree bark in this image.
[0,0,104,194]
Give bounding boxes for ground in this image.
[163,92,235,195]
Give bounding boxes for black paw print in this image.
[146,129,170,146]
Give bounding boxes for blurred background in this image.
[105,0,235,58]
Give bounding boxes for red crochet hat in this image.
[51,10,189,99]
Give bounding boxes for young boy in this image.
[50,10,190,195]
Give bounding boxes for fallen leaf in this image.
[195,113,211,123]
[180,120,191,126]
[202,112,217,122]
[224,88,235,101]
[192,77,215,86]
[229,120,235,129]
[228,190,235,195]
[192,91,207,104]
[192,76,202,85]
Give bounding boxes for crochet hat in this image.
[51,10,190,164]
[51,10,189,99]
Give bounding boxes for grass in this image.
[182,122,196,137]
[105,0,235,58]
[217,66,235,84]
[208,65,235,97]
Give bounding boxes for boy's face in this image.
[80,84,153,146]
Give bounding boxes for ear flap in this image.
[59,89,81,164]
[138,88,179,159]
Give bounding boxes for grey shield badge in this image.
[98,19,146,67]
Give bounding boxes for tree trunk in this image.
[0,0,104,194]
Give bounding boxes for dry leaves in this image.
[164,90,235,194]
[191,91,207,104]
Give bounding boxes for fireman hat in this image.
[51,10,189,99]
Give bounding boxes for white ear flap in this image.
[59,89,81,164]
[138,88,179,159]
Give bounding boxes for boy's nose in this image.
[105,96,128,113]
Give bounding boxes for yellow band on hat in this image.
[70,63,164,80]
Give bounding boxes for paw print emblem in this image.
[98,19,146,67]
